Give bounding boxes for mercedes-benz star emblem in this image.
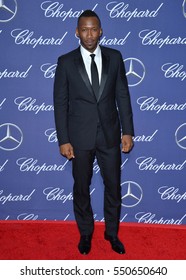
[121,181,143,207]
[124,58,145,87]
[175,123,186,150]
[0,0,17,22]
[183,0,186,18]
[0,123,23,151]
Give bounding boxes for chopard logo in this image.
[135,212,186,225]
[0,123,23,151]
[14,96,54,114]
[40,1,98,20]
[161,63,186,81]
[121,181,143,207]
[133,129,158,142]
[0,0,17,22]
[139,29,186,48]
[11,29,68,48]
[106,2,163,21]
[45,128,57,143]
[124,58,145,87]
[5,213,71,221]
[99,32,131,46]
[0,65,32,79]
[16,157,69,174]
[158,186,186,203]
[43,187,73,203]
[4,213,46,221]
[137,96,186,114]
[136,156,186,173]
[40,63,57,78]
[0,189,35,205]
[175,123,186,150]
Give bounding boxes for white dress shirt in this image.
[80,45,102,84]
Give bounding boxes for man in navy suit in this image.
[54,10,134,255]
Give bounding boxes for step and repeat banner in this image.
[0,0,186,224]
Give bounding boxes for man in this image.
[53,10,134,255]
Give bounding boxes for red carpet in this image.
[0,221,185,260]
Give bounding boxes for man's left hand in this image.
[121,135,133,153]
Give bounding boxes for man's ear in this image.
[100,28,103,36]
[76,28,79,37]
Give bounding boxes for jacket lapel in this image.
[74,47,110,102]
[74,50,95,99]
[98,50,109,101]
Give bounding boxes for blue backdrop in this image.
[0,0,186,224]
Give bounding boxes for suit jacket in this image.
[53,46,134,150]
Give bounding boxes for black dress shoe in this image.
[78,235,92,255]
[104,232,125,254]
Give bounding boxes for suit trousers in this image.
[72,124,121,236]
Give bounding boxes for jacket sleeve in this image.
[53,56,70,146]
[115,52,134,136]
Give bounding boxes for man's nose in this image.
[87,30,93,37]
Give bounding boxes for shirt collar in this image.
[80,44,101,59]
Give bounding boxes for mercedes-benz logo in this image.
[183,0,186,18]
[0,0,17,22]
[121,181,143,207]
[124,58,145,87]
[175,123,186,150]
[0,123,23,151]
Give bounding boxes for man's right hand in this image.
[59,143,75,160]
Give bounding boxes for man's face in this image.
[76,16,102,53]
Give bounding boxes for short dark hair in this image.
[77,10,101,27]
